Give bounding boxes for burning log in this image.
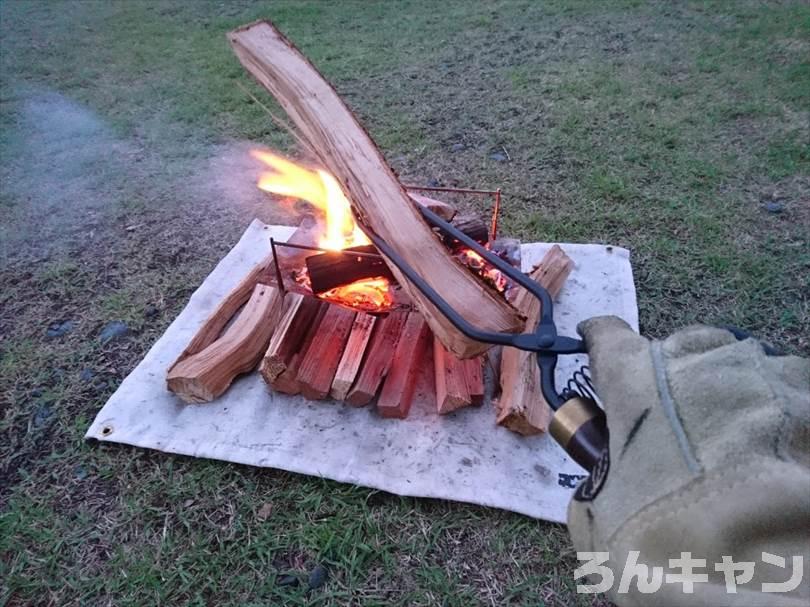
[228,21,523,358]
[496,246,574,435]
[377,312,431,419]
[305,245,395,294]
[167,284,284,403]
[331,313,377,401]
[345,310,409,406]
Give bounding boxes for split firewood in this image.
[407,192,457,221]
[377,312,431,419]
[229,21,523,358]
[269,301,327,395]
[260,293,322,383]
[172,216,318,365]
[331,313,377,401]
[345,310,409,406]
[497,245,574,435]
[463,357,485,405]
[305,245,395,294]
[295,304,356,399]
[167,284,284,403]
[433,337,472,414]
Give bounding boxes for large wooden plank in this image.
[167,284,284,403]
[331,314,377,401]
[377,313,431,419]
[295,305,356,399]
[496,246,574,434]
[345,310,408,406]
[228,21,523,358]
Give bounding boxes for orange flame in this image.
[251,150,369,251]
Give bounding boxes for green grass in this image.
[1,0,809,605]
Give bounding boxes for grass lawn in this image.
[1,1,808,605]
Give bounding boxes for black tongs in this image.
[359,205,608,471]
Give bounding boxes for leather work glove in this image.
[567,317,810,606]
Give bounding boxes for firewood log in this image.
[331,314,377,401]
[171,216,317,364]
[260,293,322,383]
[377,312,430,419]
[496,246,574,434]
[167,284,284,403]
[345,310,408,406]
[434,337,471,414]
[228,21,523,358]
[296,305,357,400]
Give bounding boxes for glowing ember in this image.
[318,277,394,313]
[456,248,508,292]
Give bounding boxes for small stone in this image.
[307,564,328,590]
[144,305,159,318]
[427,178,441,187]
[763,201,783,214]
[489,151,508,162]
[32,403,53,428]
[80,368,94,382]
[46,320,74,338]
[73,464,88,480]
[278,574,300,587]
[257,502,273,521]
[100,321,129,344]
[451,143,465,152]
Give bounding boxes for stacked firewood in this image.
[165,19,576,435]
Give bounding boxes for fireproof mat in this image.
[86,220,638,523]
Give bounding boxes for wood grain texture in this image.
[463,357,485,406]
[345,310,408,406]
[496,245,574,434]
[434,336,471,414]
[269,302,327,395]
[260,293,322,383]
[296,304,357,400]
[167,284,284,403]
[377,312,431,419]
[331,313,377,401]
[228,21,523,358]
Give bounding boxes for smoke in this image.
[0,87,138,259]
[0,87,296,263]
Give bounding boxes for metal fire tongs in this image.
[358,205,608,472]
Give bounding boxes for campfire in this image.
[166,20,576,434]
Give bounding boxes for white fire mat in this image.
[86,220,638,523]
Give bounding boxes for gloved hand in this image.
[568,317,810,607]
